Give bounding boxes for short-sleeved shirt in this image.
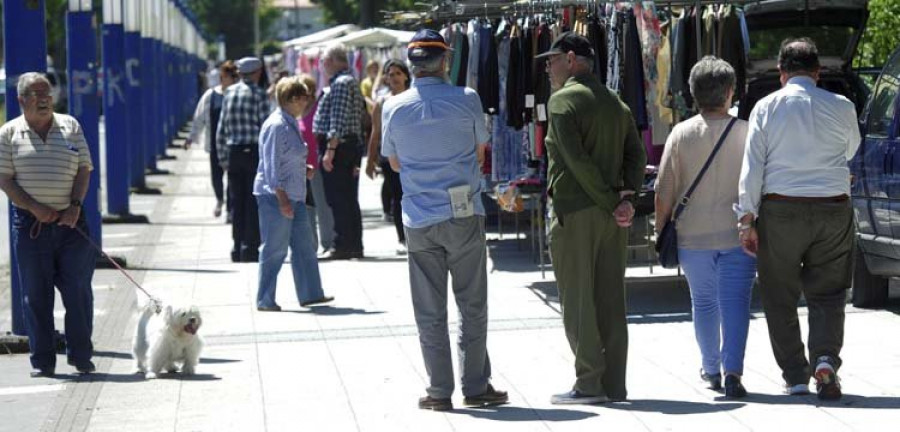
[381,76,490,229]
[0,114,94,210]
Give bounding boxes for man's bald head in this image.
[778,38,821,76]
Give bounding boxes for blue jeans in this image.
[678,246,757,376]
[12,207,96,370]
[256,194,325,307]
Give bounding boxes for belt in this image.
[763,193,848,203]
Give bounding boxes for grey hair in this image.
[689,56,736,111]
[575,56,594,72]
[17,72,51,96]
[324,44,349,65]
[409,55,446,76]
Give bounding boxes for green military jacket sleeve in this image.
[545,74,647,216]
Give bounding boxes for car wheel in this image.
[852,247,889,308]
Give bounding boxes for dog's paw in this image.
[181,366,196,376]
[145,372,158,380]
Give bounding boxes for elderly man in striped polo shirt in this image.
[0,72,96,377]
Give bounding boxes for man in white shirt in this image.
[736,38,860,401]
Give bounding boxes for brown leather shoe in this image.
[463,384,509,408]
[418,395,453,411]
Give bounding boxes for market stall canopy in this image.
[283,24,360,48]
[319,27,417,48]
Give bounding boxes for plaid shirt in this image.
[312,69,364,140]
[216,79,269,165]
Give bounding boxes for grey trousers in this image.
[757,199,854,386]
[310,171,334,251]
[406,216,492,399]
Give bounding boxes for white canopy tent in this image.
[313,27,416,49]
[283,24,360,49]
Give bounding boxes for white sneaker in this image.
[397,243,408,255]
[785,383,811,395]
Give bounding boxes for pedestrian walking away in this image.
[187,60,239,220]
[736,38,861,401]
[656,56,756,399]
[216,56,269,263]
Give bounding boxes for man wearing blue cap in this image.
[381,29,508,411]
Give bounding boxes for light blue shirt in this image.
[254,108,308,202]
[737,76,862,218]
[381,77,490,229]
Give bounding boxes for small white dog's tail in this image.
[132,303,158,373]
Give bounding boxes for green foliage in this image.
[856,0,900,68]
[260,40,282,56]
[311,0,418,26]
[184,0,281,59]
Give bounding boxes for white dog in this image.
[132,302,203,377]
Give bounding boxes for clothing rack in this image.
[385,0,760,57]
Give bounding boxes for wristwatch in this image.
[737,221,753,231]
[618,194,636,206]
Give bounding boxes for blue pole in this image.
[159,40,169,155]
[125,30,146,189]
[141,35,159,172]
[3,0,48,336]
[66,10,103,254]
[102,21,131,215]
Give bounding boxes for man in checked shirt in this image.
[314,45,367,260]
[217,57,270,262]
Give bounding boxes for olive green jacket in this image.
[545,74,647,216]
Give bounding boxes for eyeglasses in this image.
[545,55,566,70]
[24,91,52,99]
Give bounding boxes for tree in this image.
[856,0,900,68]
[184,0,280,59]
[312,0,417,26]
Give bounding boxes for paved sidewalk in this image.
[1,136,900,431]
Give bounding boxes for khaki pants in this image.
[550,205,628,399]
[757,200,854,386]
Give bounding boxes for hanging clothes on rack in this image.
[478,21,501,114]
[622,9,649,131]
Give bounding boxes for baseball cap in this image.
[407,29,451,62]
[536,32,595,59]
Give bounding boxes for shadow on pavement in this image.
[125,267,239,274]
[93,350,241,365]
[52,372,219,383]
[603,399,744,415]
[287,306,385,316]
[452,405,597,422]
[739,393,900,409]
[526,279,767,324]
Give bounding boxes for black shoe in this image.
[301,296,334,307]
[724,375,747,398]
[67,359,96,374]
[418,395,453,411]
[241,254,259,263]
[464,384,509,407]
[230,250,241,263]
[701,370,722,391]
[257,304,282,312]
[30,367,55,378]
[550,390,609,405]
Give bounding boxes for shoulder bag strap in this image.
[672,117,738,221]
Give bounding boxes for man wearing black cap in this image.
[216,56,269,262]
[381,29,508,411]
[540,32,646,404]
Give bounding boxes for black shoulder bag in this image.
[656,117,738,269]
